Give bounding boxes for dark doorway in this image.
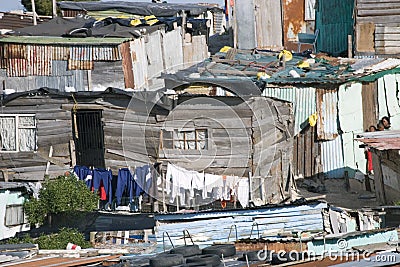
[72,110,105,168]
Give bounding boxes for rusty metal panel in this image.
[92,45,121,61]
[254,0,283,49]
[120,42,134,89]
[4,43,27,59]
[27,45,52,76]
[316,88,338,140]
[0,44,6,69]
[7,59,28,77]
[52,45,70,60]
[68,45,93,70]
[283,0,307,50]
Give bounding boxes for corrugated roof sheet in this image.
[357,130,400,150]
[0,36,130,45]
[168,50,400,90]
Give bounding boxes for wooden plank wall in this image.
[0,92,160,181]
[0,95,72,181]
[158,96,253,176]
[251,97,294,203]
[356,0,400,55]
[292,124,321,179]
[158,96,294,204]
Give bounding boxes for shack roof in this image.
[356,131,400,150]
[57,1,219,17]
[5,16,164,39]
[2,87,173,112]
[164,49,400,91]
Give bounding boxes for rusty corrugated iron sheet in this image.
[27,45,52,76]
[7,59,28,77]
[357,130,400,150]
[316,88,338,140]
[283,0,306,47]
[93,46,122,61]
[69,46,93,70]
[53,45,70,61]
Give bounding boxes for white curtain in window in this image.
[197,130,207,150]
[19,129,36,151]
[174,131,184,149]
[186,131,196,149]
[0,117,16,151]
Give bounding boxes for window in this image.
[0,115,36,152]
[5,204,26,226]
[163,129,208,150]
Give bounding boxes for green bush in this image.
[1,228,91,249]
[24,174,99,226]
[36,228,91,249]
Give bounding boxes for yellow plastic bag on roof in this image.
[309,113,318,127]
[219,46,232,53]
[130,19,142,26]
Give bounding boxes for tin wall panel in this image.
[255,0,282,49]
[92,46,121,61]
[162,28,184,72]
[320,137,345,178]
[145,30,165,89]
[316,89,338,140]
[69,46,93,70]
[0,45,6,69]
[53,45,70,61]
[7,59,28,77]
[315,0,354,56]
[130,38,148,89]
[27,45,52,76]
[4,43,27,59]
[263,87,316,136]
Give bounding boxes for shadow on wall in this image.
[208,27,234,55]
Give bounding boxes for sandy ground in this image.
[297,178,379,209]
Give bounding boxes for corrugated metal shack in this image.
[0,87,294,206]
[163,49,400,182]
[357,131,400,204]
[355,0,400,56]
[0,15,208,92]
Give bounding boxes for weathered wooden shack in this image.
[0,87,294,205]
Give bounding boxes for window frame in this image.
[162,128,209,150]
[0,114,37,153]
[5,204,26,227]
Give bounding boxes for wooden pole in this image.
[348,35,353,58]
[31,0,37,25]
[52,0,57,17]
